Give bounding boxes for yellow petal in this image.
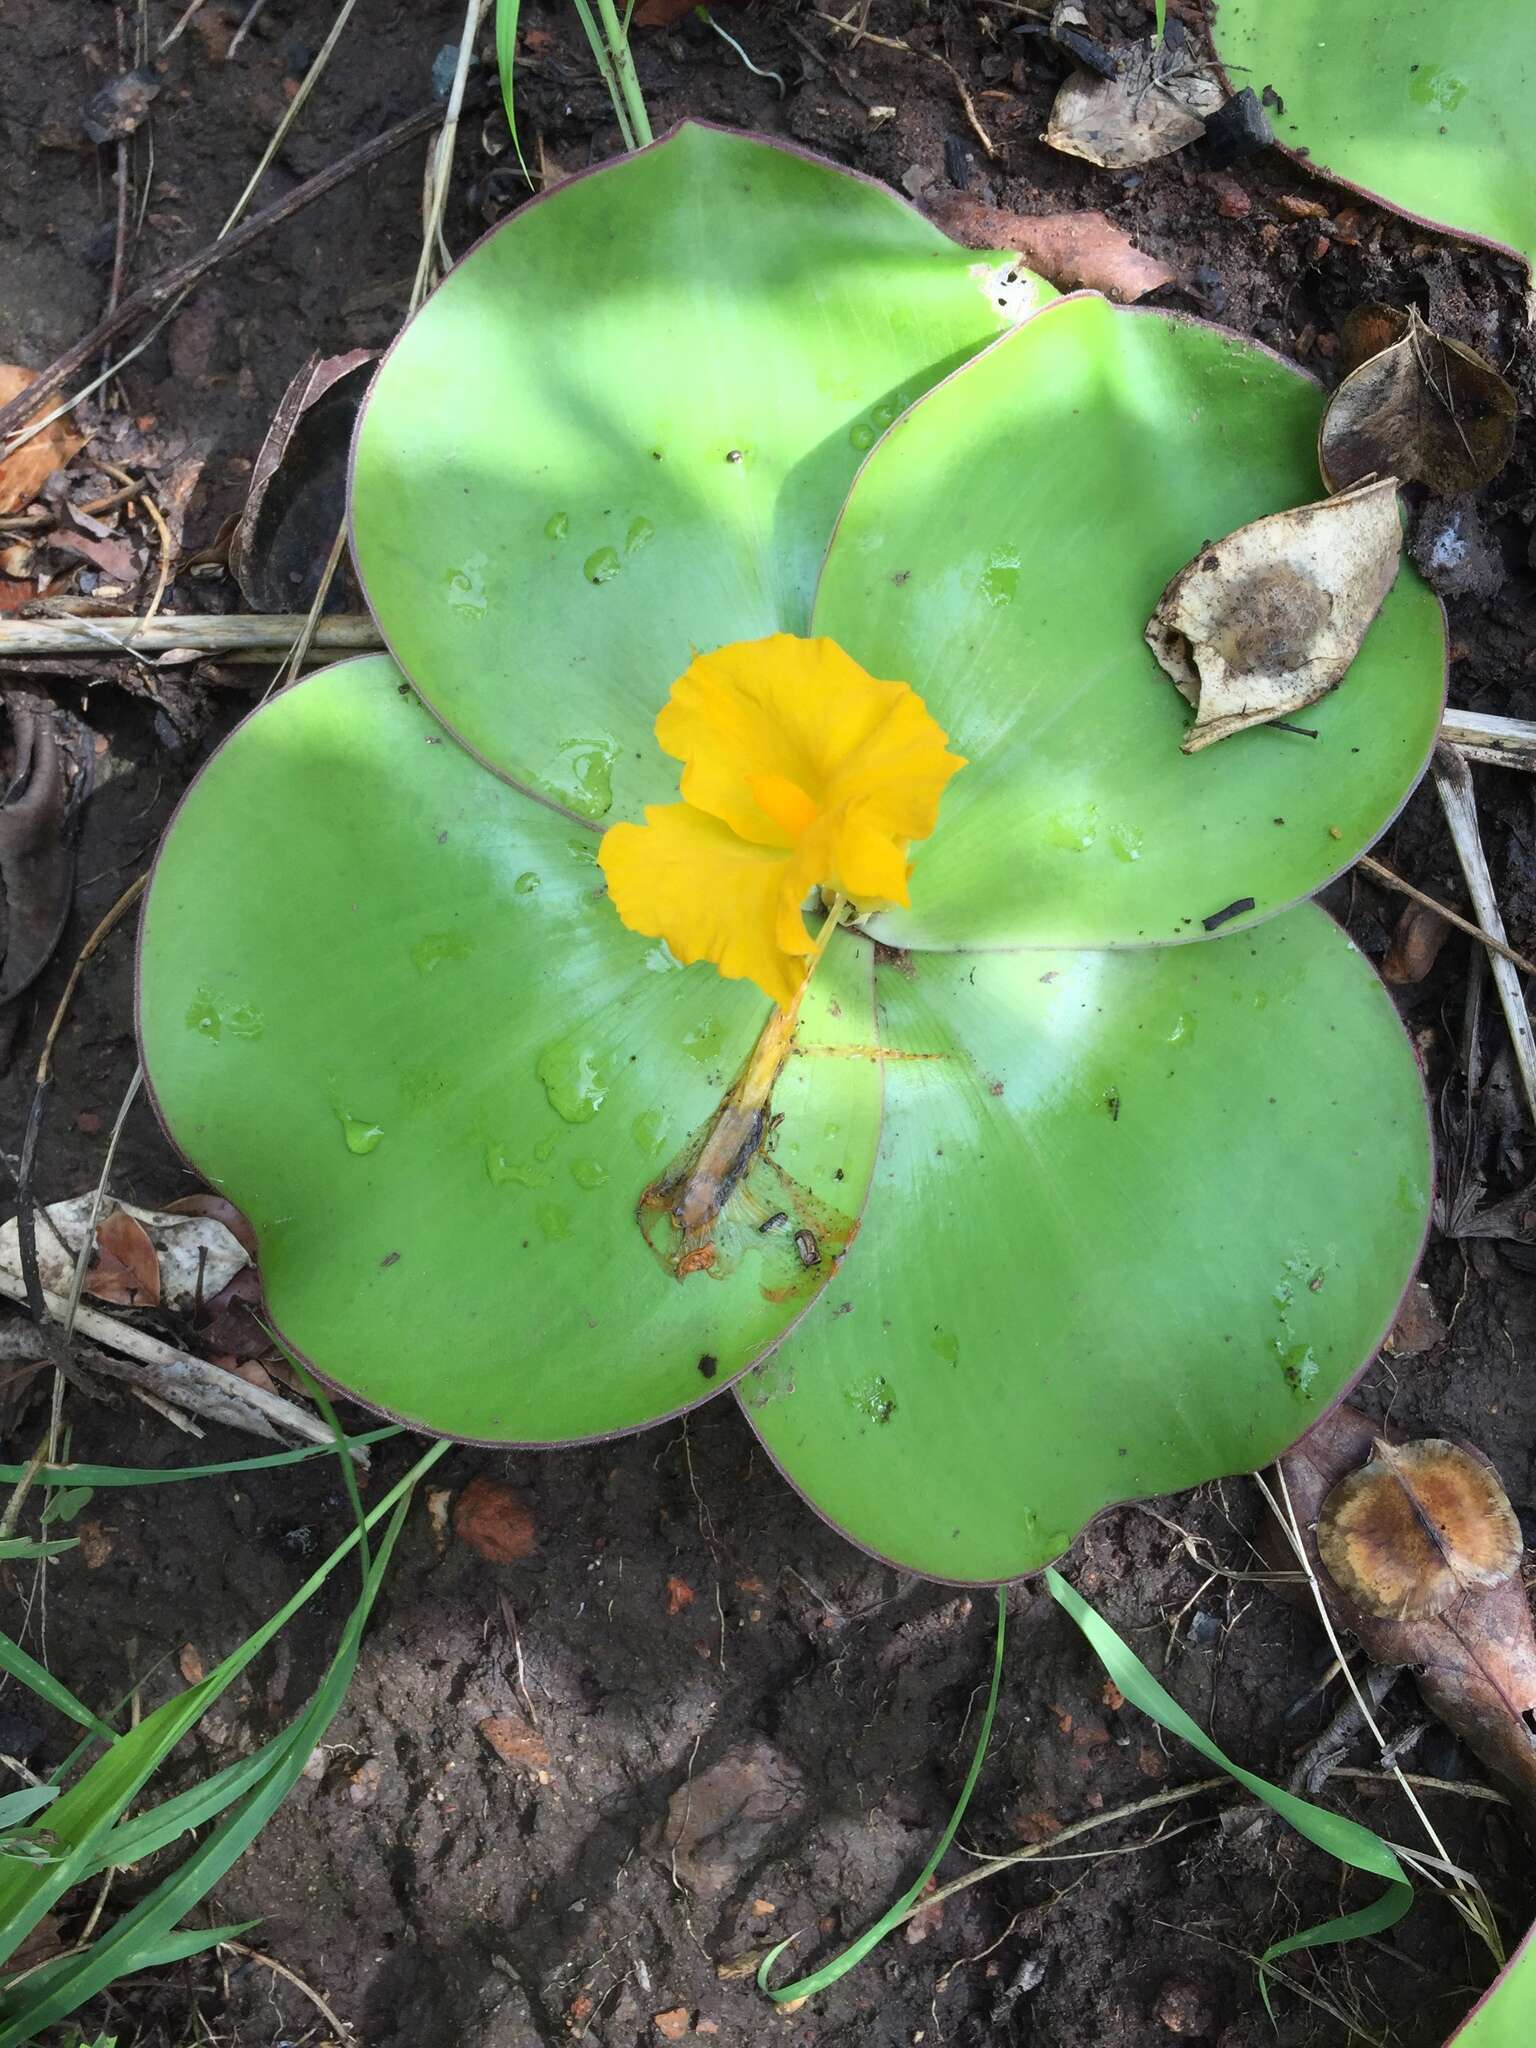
[658,634,965,857]
[599,806,812,1011]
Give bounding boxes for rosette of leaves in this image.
[138,125,1447,1582]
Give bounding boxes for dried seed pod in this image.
[1317,1437,1523,1621]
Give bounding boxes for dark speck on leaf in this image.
[759,1211,789,1234]
[891,569,911,584]
[697,1354,718,1379]
[380,1250,401,1268]
[1202,896,1255,931]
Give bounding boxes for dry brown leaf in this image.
[0,369,85,516]
[1281,1406,1536,1840]
[1317,1438,1523,1620]
[922,192,1174,303]
[477,1716,551,1772]
[1381,899,1451,985]
[1145,476,1403,752]
[653,1739,804,1898]
[651,2010,690,2042]
[88,1209,161,1308]
[452,1475,536,1563]
[1045,36,1223,170]
[178,1642,206,1684]
[1320,307,1516,495]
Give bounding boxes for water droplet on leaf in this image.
[570,1158,609,1190]
[339,1114,385,1156]
[537,1037,609,1123]
[544,511,569,540]
[625,515,655,555]
[583,546,621,584]
[410,930,474,975]
[515,871,541,895]
[445,552,489,617]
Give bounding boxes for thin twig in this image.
[219,1939,351,2043]
[1433,744,1536,1129]
[0,106,439,450]
[1357,853,1536,979]
[931,52,998,158]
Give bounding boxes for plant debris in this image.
[1044,28,1224,170]
[1319,307,1517,496]
[0,1195,250,1310]
[0,694,93,1026]
[452,1475,537,1563]
[1282,1406,1536,1839]
[0,369,86,517]
[1145,478,1403,752]
[230,350,375,611]
[922,192,1175,303]
[81,66,161,146]
[1317,1437,1523,1620]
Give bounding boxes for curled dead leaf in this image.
[88,1209,161,1308]
[1045,33,1223,170]
[922,192,1174,303]
[230,351,375,612]
[1380,899,1451,985]
[1145,477,1403,752]
[1318,1437,1523,1620]
[1320,308,1516,496]
[0,369,86,517]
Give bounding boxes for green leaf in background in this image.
[0,1537,78,1562]
[1450,1924,1536,2044]
[0,1789,57,1833]
[815,292,1445,954]
[1047,1569,1413,1970]
[1213,0,1536,272]
[743,908,1430,1580]
[351,121,1046,817]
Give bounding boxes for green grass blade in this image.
[0,1428,399,1489]
[758,1590,1005,2003]
[0,1790,56,1831]
[1046,1570,1413,1980]
[0,1491,420,2043]
[494,0,534,186]
[0,1538,77,1562]
[0,1635,115,1745]
[6,1921,256,2010]
[0,1442,445,1966]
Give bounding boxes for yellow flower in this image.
[599,634,965,1007]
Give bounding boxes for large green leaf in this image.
[138,658,881,1441]
[1214,0,1536,271]
[814,294,1446,953]
[1452,1926,1536,2044]
[741,908,1429,1582]
[350,121,1045,817]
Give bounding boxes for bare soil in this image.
[3,5,1535,2045]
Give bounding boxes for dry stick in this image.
[932,51,998,157]
[218,1939,351,2042]
[0,1272,363,1455]
[0,615,383,659]
[0,105,439,451]
[1433,743,1536,1129]
[1440,708,1536,768]
[1357,853,1536,979]
[15,874,148,1339]
[886,1778,1231,1930]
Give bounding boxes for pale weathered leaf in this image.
[1045,36,1224,170]
[1320,308,1516,496]
[1145,477,1403,753]
[0,1196,249,1313]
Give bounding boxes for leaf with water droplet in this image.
[339,1114,385,1156]
[582,545,621,584]
[537,1036,610,1123]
